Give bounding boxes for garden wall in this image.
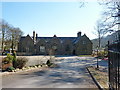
[17,56,55,67]
[1,55,55,67]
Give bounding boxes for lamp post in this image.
[97,46,99,69]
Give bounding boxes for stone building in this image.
[18,31,92,55]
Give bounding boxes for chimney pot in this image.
[77,32,81,37]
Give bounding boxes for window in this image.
[40,46,45,52]
[26,47,29,52]
[65,45,70,51]
[83,41,86,44]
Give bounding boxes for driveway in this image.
[2,56,107,88]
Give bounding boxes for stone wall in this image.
[1,55,55,67]
[17,56,55,67]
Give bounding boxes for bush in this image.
[15,57,28,69]
[2,63,13,71]
[2,54,13,71]
[2,53,13,64]
[2,57,12,64]
[98,50,108,59]
[6,66,15,72]
[46,60,53,67]
[7,53,14,61]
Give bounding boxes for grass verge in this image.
[88,66,108,89]
[78,55,92,57]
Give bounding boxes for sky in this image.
[2,0,103,40]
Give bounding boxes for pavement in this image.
[2,56,108,88]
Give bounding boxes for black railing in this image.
[108,40,120,90]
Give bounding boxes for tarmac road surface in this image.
[2,56,103,88]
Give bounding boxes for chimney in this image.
[53,34,57,37]
[36,33,38,40]
[33,31,36,44]
[77,32,81,37]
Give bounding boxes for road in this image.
[2,56,108,88]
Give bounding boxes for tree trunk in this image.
[2,31,5,52]
[98,35,101,49]
[11,34,14,54]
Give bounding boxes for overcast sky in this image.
[2,0,103,39]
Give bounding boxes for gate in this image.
[108,39,120,89]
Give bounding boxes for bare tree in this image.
[94,20,109,49]
[0,20,9,51]
[93,1,120,49]
[0,19,23,53]
[79,0,89,8]
[8,27,23,53]
[98,0,120,31]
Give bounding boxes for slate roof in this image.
[37,37,76,41]
[20,36,79,44]
[36,37,78,44]
[19,32,93,45]
[19,36,26,42]
[73,37,81,44]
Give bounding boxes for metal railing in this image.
[108,40,120,90]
